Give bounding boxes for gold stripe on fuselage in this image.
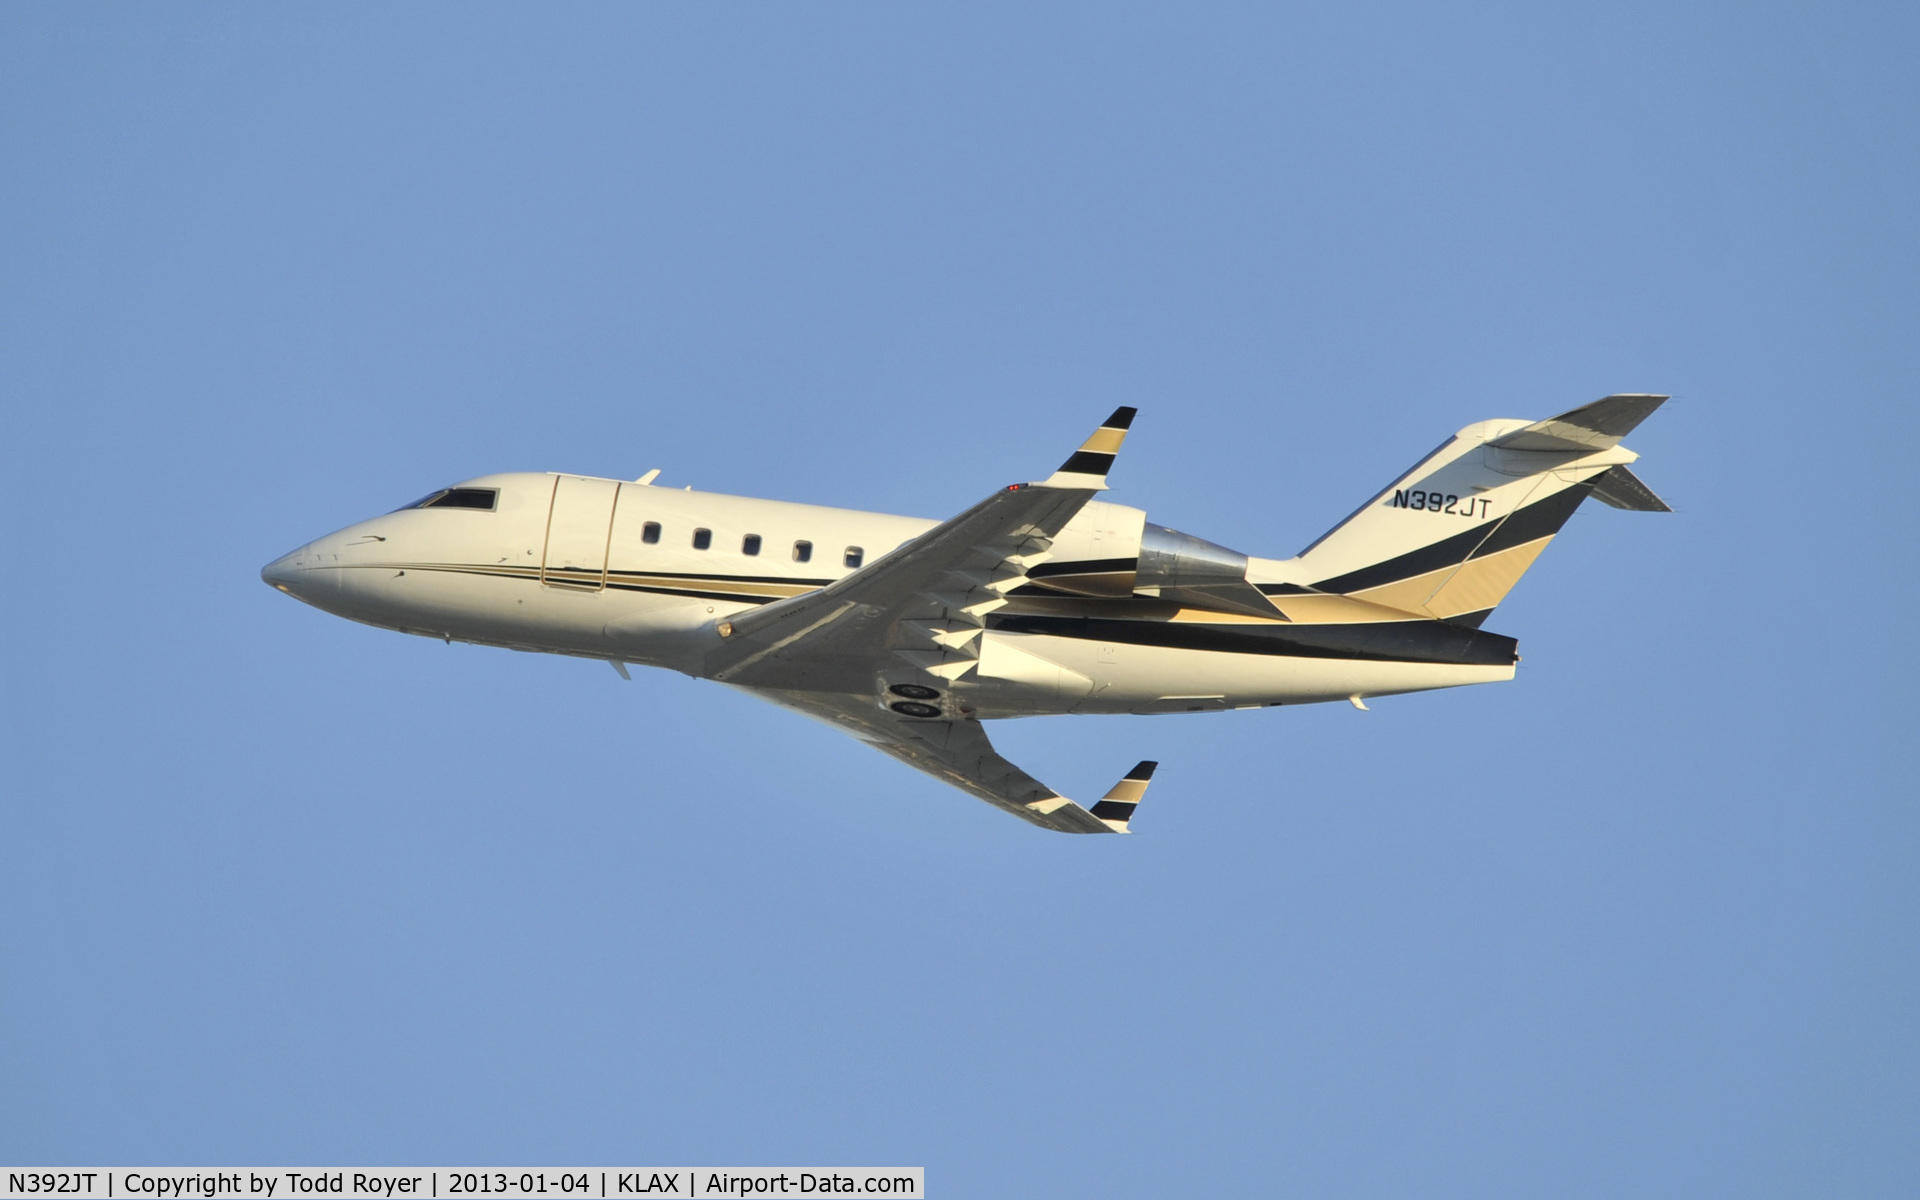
[345,562,824,602]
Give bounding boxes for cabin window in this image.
[742,534,762,556]
[692,528,712,550]
[401,487,498,512]
[792,540,812,563]
[641,522,661,544]
[844,546,864,569]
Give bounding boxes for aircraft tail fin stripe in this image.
[1308,482,1593,596]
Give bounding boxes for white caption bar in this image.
[0,1172,923,1200]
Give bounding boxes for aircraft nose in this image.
[261,546,312,596]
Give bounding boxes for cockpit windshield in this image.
[398,487,499,512]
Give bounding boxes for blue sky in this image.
[3,4,1915,1195]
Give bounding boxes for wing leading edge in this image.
[704,406,1136,693]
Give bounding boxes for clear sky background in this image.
[3,5,1915,1196]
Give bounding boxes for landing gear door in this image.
[541,476,621,590]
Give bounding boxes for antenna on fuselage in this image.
[634,469,661,485]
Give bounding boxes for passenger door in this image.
[541,476,621,590]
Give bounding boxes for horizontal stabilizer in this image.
[1487,394,1668,452]
[1590,464,1672,512]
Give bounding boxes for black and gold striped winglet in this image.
[1088,759,1158,833]
[1042,406,1137,488]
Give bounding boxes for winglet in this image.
[1088,760,1157,833]
[1040,407,1137,489]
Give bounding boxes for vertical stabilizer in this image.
[1286,395,1668,625]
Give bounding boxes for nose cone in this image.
[261,549,302,591]
[261,545,330,606]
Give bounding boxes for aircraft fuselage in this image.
[263,470,1514,720]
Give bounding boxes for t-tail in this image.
[1274,394,1671,627]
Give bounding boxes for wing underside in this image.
[740,686,1154,834]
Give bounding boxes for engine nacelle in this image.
[1027,500,1146,596]
[1033,501,1278,617]
[1133,522,1279,618]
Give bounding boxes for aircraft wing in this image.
[703,407,1137,695]
[740,685,1157,834]
[703,407,1157,832]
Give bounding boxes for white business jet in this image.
[263,397,1668,834]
